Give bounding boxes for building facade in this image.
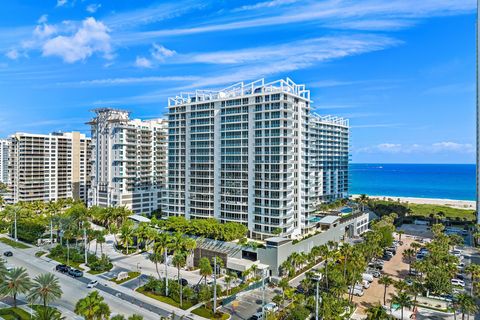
[88,108,167,214]
[8,132,90,203]
[0,139,9,184]
[166,78,350,239]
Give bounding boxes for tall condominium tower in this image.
[166,78,349,239]
[88,108,168,214]
[0,139,9,184]
[8,132,91,203]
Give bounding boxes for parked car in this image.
[55,264,70,273]
[348,286,364,297]
[264,303,278,313]
[362,273,374,283]
[409,269,422,277]
[404,278,413,286]
[366,269,381,278]
[87,280,98,288]
[68,269,83,278]
[381,254,392,261]
[3,251,13,257]
[384,250,394,257]
[457,262,466,271]
[250,312,263,320]
[456,274,465,281]
[362,280,370,289]
[451,279,465,287]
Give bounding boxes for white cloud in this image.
[86,3,102,13]
[5,49,19,60]
[356,142,475,154]
[61,75,199,86]
[56,0,68,7]
[33,23,57,38]
[38,14,48,24]
[151,43,176,61]
[233,0,300,12]
[179,35,399,88]
[123,0,475,41]
[135,56,153,68]
[42,17,112,63]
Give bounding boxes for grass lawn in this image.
[136,286,193,310]
[406,203,476,221]
[110,271,140,284]
[46,254,84,270]
[35,251,47,257]
[0,238,30,249]
[0,307,30,320]
[191,306,229,320]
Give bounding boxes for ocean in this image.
[349,163,476,201]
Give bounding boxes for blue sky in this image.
[0,0,476,164]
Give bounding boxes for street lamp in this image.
[312,273,323,320]
[213,256,217,314]
[137,262,142,287]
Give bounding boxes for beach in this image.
[351,194,476,210]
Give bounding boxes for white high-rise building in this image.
[8,132,91,203]
[0,139,9,184]
[88,108,168,214]
[165,78,350,239]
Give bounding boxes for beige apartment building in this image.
[8,132,91,203]
[88,108,167,214]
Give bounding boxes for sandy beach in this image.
[351,194,475,210]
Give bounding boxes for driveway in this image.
[220,287,277,320]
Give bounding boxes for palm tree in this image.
[0,267,32,307]
[456,293,478,320]
[0,259,8,281]
[410,242,422,253]
[172,252,186,307]
[403,248,415,274]
[464,264,480,296]
[339,243,352,280]
[27,273,63,307]
[390,291,413,320]
[75,291,111,320]
[199,257,212,285]
[366,303,389,320]
[378,275,393,305]
[154,232,172,295]
[397,230,404,242]
[358,194,369,211]
[278,278,290,305]
[47,200,62,244]
[119,220,135,254]
[32,307,66,320]
[149,252,163,280]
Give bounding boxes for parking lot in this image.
[220,286,276,320]
[352,234,417,315]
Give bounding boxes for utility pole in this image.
[213,256,217,313]
[83,223,88,265]
[314,273,323,320]
[14,207,17,242]
[165,250,169,296]
[67,239,70,266]
[262,268,266,319]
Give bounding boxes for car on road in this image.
[68,269,83,278]
[3,251,13,257]
[451,279,465,287]
[87,280,98,288]
[56,264,70,273]
[250,312,263,320]
[264,302,278,313]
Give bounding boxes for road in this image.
[0,240,201,320]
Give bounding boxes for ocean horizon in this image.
[349,163,476,201]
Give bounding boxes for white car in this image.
[264,302,278,313]
[451,279,465,287]
[349,286,364,297]
[361,280,370,289]
[87,280,98,288]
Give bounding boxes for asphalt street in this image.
[0,240,194,319]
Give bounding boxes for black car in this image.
[180,278,188,286]
[456,274,465,281]
[3,251,13,257]
[55,264,70,273]
[381,254,392,261]
[68,269,83,277]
